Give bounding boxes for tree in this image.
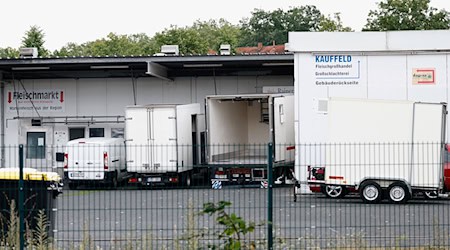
[53,42,87,57]
[192,19,241,53]
[21,25,49,57]
[319,13,353,32]
[238,6,324,46]
[152,25,209,54]
[0,47,19,58]
[53,33,155,57]
[363,0,450,31]
[85,33,155,56]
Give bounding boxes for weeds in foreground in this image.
[0,199,53,249]
[2,197,450,249]
[198,200,262,250]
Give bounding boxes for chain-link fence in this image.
[1,143,449,249]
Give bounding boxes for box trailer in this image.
[205,94,295,184]
[306,97,447,203]
[64,137,127,189]
[288,30,450,194]
[125,103,203,186]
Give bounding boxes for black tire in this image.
[387,182,411,204]
[68,183,78,190]
[110,172,118,190]
[359,181,383,204]
[182,172,192,187]
[322,185,347,198]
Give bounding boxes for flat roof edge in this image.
[288,30,450,52]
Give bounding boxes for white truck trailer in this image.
[205,94,295,185]
[64,137,127,189]
[288,30,450,195]
[125,103,203,186]
[307,97,447,203]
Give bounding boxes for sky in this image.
[1,0,450,51]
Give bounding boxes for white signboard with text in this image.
[314,55,361,86]
[6,89,65,113]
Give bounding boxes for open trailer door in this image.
[273,95,295,163]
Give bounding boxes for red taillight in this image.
[63,153,68,169]
[103,151,109,170]
[169,177,179,183]
[128,177,138,183]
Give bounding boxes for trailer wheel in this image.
[387,182,410,203]
[182,172,192,187]
[110,172,118,190]
[359,181,383,204]
[322,185,347,198]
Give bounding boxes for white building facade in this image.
[0,55,294,170]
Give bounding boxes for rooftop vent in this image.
[284,43,290,52]
[160,45,179,56]
[19,47,38,58]
[220,44,231,55]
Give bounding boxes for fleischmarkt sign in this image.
[7,89,65,113]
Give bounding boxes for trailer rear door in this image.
[273,95,295,163]
[125,107,151,172]
[410,103,446,188]
[150,107,177,172]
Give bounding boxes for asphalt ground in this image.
[53,186,450,249]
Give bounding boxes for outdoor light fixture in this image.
[183,63,223,68]
[11,66,50,70]
[90,65,129,69]
[261,62,294,66]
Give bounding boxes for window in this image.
[69,127,85,140]
[89,128,104,138]
[27,132,45,159]
[111,128,124,138]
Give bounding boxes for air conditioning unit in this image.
[220,44,231,55]
[160,45,179,56]
[19,47,38,58]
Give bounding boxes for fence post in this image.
[18,144,25,250]
[267,143,273,250]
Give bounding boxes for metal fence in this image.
[1,143,450,249]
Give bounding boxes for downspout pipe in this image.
[0,72,4,168]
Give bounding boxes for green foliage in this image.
[238,6,324,46]
[54,32,156,57]
[21,25,50,57]
[0,47,19,58]
[201,201,256,250]
[52,42,88,57]
[319,13,353,32]
[363,0,450,31]
[192,19,241,53]
[152,25,209,55]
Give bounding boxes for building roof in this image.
[236,43,286,54]
[0,53,293,80]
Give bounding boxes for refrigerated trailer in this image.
[306,98,447,203]
[125,103,203,186]
[288,30,450,194]
[205,94,295,184]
